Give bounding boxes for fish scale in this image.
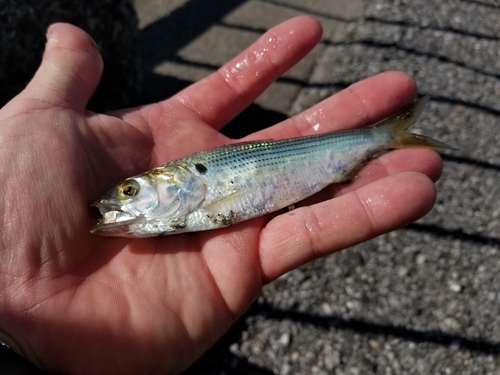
[187,133,381,197]
[91,96,454,237]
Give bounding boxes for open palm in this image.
[0,18,442,375]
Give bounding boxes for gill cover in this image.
[145,165,206,222]
[91,164,206,236]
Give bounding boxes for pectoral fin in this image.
[204,190,250,213]
[203,189,253,226]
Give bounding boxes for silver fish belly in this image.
[91,96,453,237]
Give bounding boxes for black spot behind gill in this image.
[194,163,208,174]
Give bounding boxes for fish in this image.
[91,96,453,238]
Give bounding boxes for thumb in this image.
[23,23,104,111]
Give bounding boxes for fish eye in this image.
[117,180,139,199]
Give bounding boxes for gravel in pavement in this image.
[131,1,500,373]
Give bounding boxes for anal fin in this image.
[332,157,372,184]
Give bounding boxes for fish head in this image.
[90,175,159,237]
[90,165,206,237]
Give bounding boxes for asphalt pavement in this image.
[132,1,500,373]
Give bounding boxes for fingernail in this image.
[46,23,59,43]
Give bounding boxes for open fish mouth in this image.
[90,202,139,236]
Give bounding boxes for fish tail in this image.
[377,96,456,151]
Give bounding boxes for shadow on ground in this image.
[132,2,500,374]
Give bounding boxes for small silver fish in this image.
[91,96,453,237]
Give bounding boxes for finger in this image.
[247,71,418,140]
[258,171,437,282]
[291,148,443,212]
[166,16,322,130]
[22,23,103,111]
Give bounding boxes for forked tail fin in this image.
[376,96,457,151]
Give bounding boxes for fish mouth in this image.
[90,202,140,237]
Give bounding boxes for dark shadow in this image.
[137,0,247,67]
[320,39,500,92]
[136,0,248,108]
[138,74,288,138]
[404,223,500,247]
[261,0,500,41]
[135,0,290,137]
[0,346,47,375]
[183,294,500,373]
[0,0,140,112]
[364,15,500,42]
[253,302,500,354]
[463,0,500,8]
[138,74,192,104]
[262,0,362,22]
[442,154,500,172]
[127,1,500,372]
[223,105,288,138]
[181,303,274,375]
[431,95,500,118]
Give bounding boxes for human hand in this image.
[0,17,442,374]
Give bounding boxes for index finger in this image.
[171,16,322,129]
